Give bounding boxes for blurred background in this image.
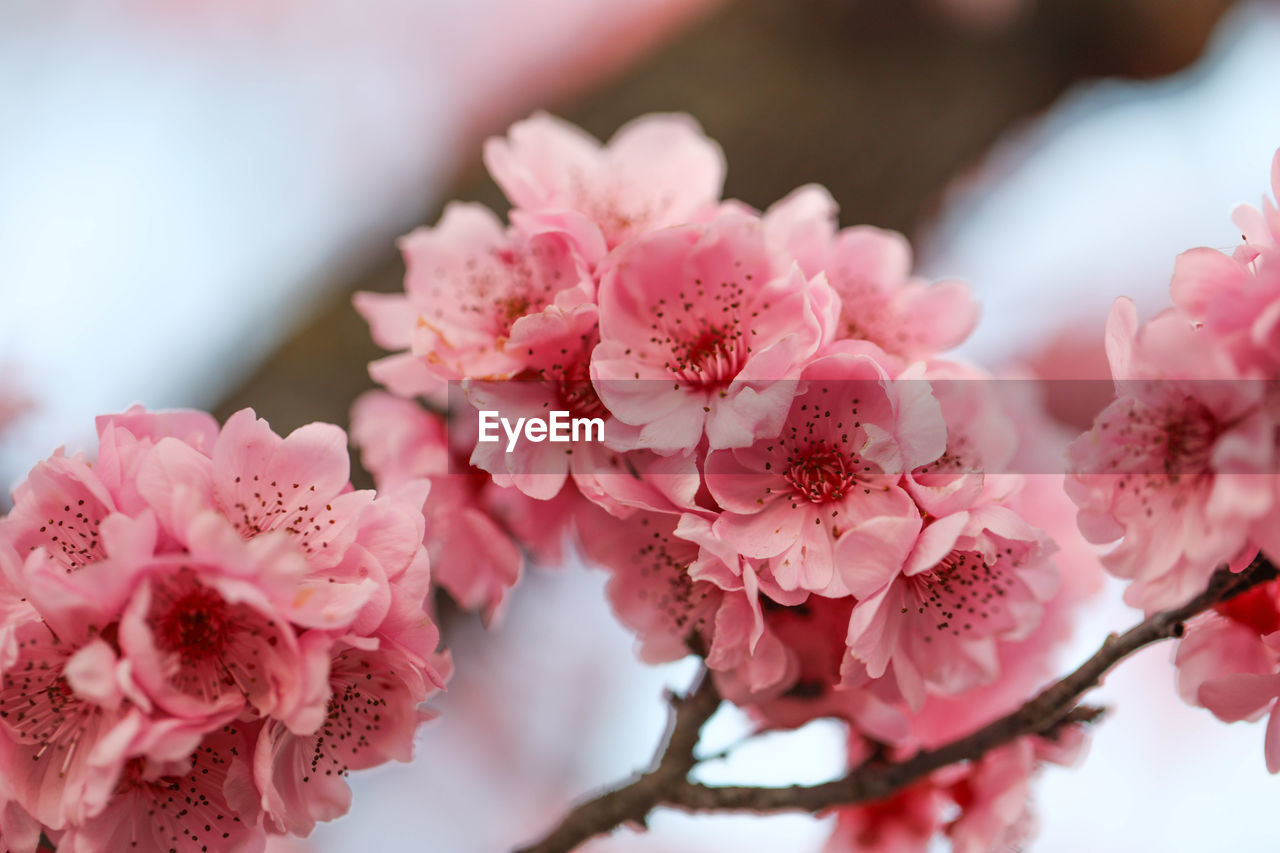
[3,0,1280,849]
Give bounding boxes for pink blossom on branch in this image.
[1233,148,1280,254]
[347,109,1261,852]
[703,343,945,596]
[1073,146,1280,777]
[0,407,446,848]
[1175,582,1280,772]
[1066,298,1272,612]
[1170,244,1280,377]
[824,730,1081,853]
[840,501,1058,708]
[355,202,593,387]
[591,210,835,453]
[763,186,979,362]
[484,112,726,263]
[350,390,528,623]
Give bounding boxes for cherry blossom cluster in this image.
[1065,149,1280,770]
[0,407,446,851]
[356,112,1102,849]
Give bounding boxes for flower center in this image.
[157,582,230,661]
[1159,399,1218,476]
[908,549,1011,638]
[558,361,608,421]
[784,443,857,503]
[667,324,746,387]
[499,294,534,327]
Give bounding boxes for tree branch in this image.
[516,556,1276,850]
[669,556,1276,814]
[515,667,722,853]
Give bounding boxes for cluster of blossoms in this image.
[0,407,446,851]
[1066,150,1280,770]
[8,104,1280,851]
[356,112,1103,849]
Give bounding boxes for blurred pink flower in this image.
[1170,245,1280,377]
[357,202,593,386]
[1066,299,1272,611]
[485,112,726,263]
[764,186,978,362]
[824,777,947,853]
[350,390,525,623]
[255,643,445,837]
[825,729,1082,853]
[1176,581,1280,772]
[1233,148,1280,253]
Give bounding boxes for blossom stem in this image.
[516,556,1276,852]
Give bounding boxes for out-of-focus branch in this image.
[516,556,1276,851]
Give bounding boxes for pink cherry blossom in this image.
[704,344,945,595]
[461,303,707,514]
[678,513,803,698]
[139,409,412,639]
[759,185,838,275]
[0,451,116,573]
[840,501,1057,708]
[575,505,800,695]
[201,410,372,567]
[464,302,610,500]
[60,719,264,853]
[1233,148,1280,253]
[1175,581,1280,772]
[575,506,723,665]
[255,643,440,837]
[1169,245,1280,376]
[577,502,908,735]
[1066,299,1272,611]
[116,558,311,730]
[356,201,592,386]
[93,406,220,518]
[902,475,1104,747]
[731,594,909,743]
[591,210,836,453]
[351,391,523,623]
[483,112,725,262]
[0,406,445,846]
[763,185,978,360]
[0,621,129,830]
[824,227,976,360]
[902,361,1020,518]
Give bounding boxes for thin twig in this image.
[515,668,722,853]
[515,556,1276,850]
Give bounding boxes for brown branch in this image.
[668,555,1276,814]
[515,667,722,853]
[515,556,1276,850]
